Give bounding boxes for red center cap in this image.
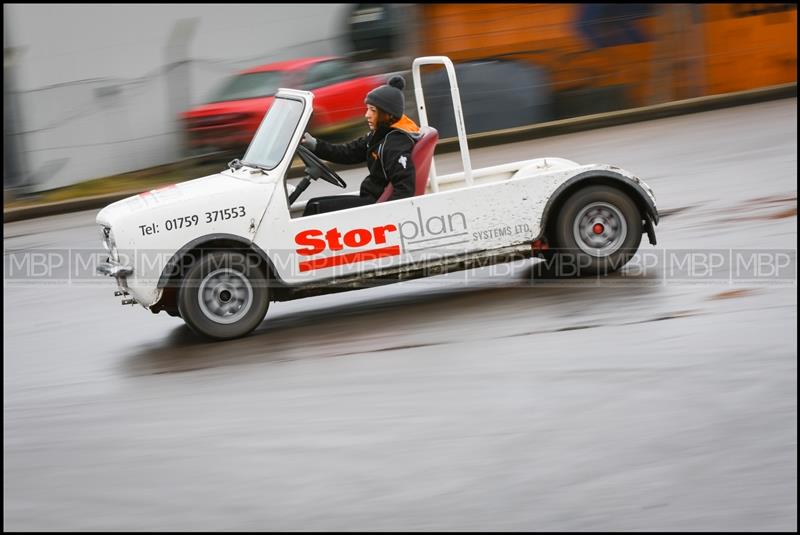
[592,223,604,235]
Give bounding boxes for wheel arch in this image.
[150,233,284,315]
[538,171,658,244]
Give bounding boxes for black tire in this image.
[551,185,642,276]
[178,251,269,340]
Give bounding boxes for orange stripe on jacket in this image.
[390,115,420,134]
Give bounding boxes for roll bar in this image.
[411,56,474,191]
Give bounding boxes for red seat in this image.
[377,126,439,203]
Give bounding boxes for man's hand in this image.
[300,132,317,151]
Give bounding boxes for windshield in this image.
[242,97,304,171]
[209,71,283,102]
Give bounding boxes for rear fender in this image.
[539,170,659,245]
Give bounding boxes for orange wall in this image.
[702,4,797,94]
[420,4,796,106]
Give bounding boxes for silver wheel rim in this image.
[197,268,253,324]
[572,201,628,257]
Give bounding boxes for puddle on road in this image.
[673,194,797,228]
[764,207,797,219]
[707,289,759,300]
[743,194,797,206]
[644,309,701,321]
[717,195,797,223]
[658,205,696,218]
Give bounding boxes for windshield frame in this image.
[240,95,306,173]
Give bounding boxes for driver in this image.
[300,75,420,216]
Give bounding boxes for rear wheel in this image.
[551,185,642,276]
[178,251,269,340]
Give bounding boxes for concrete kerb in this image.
[3,82,795,224]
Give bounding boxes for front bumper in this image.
[97,260,133,278]
[97,259,137,305]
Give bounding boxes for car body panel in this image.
[96,173,276,307]
[255,157,656,285]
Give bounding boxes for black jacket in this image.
[312,116,419,202]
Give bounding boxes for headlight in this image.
[100,226,118,259]
[100,226,111,250]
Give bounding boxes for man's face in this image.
[365,104,379,131]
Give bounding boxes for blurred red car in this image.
[181,56,385,154]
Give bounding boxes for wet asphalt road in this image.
[3,99,797,531]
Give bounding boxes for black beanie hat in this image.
[365,75,406,118]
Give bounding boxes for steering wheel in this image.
[296,145,347,189]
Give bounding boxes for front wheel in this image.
[551,185,643,276]
[178,251,269,340]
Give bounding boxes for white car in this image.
[96,56,658,340]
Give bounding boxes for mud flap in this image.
[644,214,657,245]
